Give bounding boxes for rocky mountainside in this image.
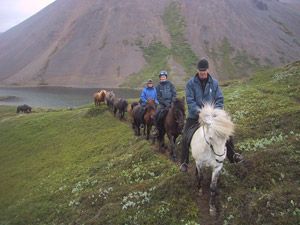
[0,0,299,87]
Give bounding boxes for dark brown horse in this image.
[143,99,156,140]
[131,100,156,138]
[113,98,128,120]
[93,90,106,106]
[16,104,32,113]
[157,97,185,161]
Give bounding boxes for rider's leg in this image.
[226,136,244,163]
[180,118,199,172]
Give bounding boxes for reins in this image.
[202,126,226,163]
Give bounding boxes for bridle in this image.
[202,126,226,163]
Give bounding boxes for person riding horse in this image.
[154,70,177,136]
[180,58,244,172]
[139,79,159,128]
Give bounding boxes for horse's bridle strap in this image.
[202,126,226,158]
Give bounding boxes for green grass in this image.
[0,105,200,225]
[221,61,300,224]
[0,61,299,224]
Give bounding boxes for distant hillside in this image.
[0,0,299,87]
[0,61,299,224]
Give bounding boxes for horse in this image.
[190,104,234,216]
[113,98,128,120]
[131,99,156,138]
[142,99,156,140]
[93,90,106,106]
[128,102,140,128]
[16,104,32,113]
[157,97,185,161]
[105,91,116,110]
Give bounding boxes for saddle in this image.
[182,123,201,150]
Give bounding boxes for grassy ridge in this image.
[221,61,300,224]
[0,61,299,224]
[0,106,200,225]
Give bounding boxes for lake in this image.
[0,87,140,108]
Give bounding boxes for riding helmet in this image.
[159,70,168,77]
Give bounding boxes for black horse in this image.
[113,98,128,120]
[157,97,185,161]
[16,104,32,113]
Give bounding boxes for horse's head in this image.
[171,97,186,131]
[145,103,156,121]
[147,99,156,107]
[199,104,234,155]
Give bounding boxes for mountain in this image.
[0,0,299,87]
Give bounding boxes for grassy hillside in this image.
[0,61,299,224]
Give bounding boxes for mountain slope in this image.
[0,0,299,87]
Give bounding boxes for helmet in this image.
[159,70,168,77]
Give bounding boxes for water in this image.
[0,87,140,108]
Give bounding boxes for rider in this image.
[180,58,244,172]
[139,79,159,128]
[154,70,177,134]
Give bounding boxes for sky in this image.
[0,0,56,32]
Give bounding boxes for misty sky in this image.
[0,0,56,32]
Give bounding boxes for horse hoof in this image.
[198,189,204,196]
[209,206,216,216]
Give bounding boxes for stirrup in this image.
[180,163,188,172]
[233,153,244,163]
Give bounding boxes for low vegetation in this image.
[0,61,299,224]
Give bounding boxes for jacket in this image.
[140,87,159,106]
[156,80,177,108]
[186,74,224,119]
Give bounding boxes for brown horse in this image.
[131,100,156,138]
[113,98,128,120]
[94,90,106,106]
[157,97,185,161]
[143,99,156,140]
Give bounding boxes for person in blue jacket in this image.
[180,58,244,172]
[139,79,159,128]
[140,79,159,106]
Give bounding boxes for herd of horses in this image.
[94,89,235,216]
[93,89,186,162]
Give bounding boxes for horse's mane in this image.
[199,104,234,138]
[172,98,185,112]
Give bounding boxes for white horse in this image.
[190,104,234,216]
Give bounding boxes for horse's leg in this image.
[137,121,141,136]
[146,124,150,140]
[195,162,203,192]
[209,164,222,216]
[168,135,176,161]
[158,130,165,152]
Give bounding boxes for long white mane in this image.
[199,104,234,139]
